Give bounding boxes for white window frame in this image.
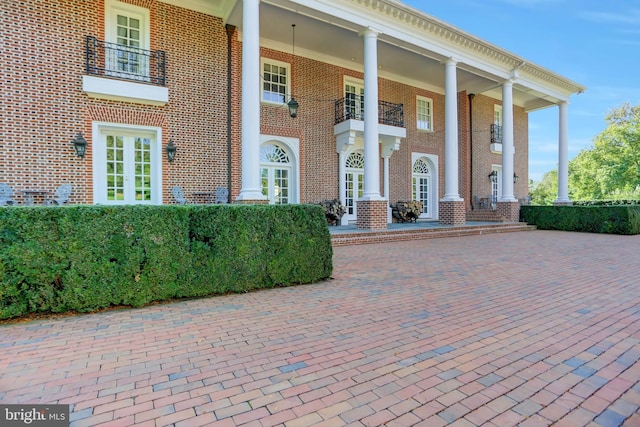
[344,77,365,120]
[494,105,503,127]
[411,153,439,219]
[105,0,150,81]
[259,135,300,204]
[491,164,503,207]
[92,122,163,205]
[105,0,150,50]
[416,96,433,131]
[261,58,291,105]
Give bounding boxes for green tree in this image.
[530,170,558,205]
[569,103,640,200]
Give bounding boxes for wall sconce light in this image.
[513,173,519,184]
[287,98,299,118]
[488,170,498,183]
[166,140,177,162]
[72,132,87,158]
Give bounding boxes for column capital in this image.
[443,57,458,66]
[360,27,382,38]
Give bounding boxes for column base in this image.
[357,200,388,230]
[439,200,466,225]
[496,200,521,222]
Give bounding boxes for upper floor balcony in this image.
[82,36,168,105]
[334,96,404,128]
[333,95,406,154]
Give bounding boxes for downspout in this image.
[468,93,475,209]
[225,24,236,203]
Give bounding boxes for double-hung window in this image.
[262,58,290,104]
[416,96,433,131]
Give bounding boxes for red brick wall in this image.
[469,94,529,203]
[1,0,529,211]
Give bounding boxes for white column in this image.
[236,0,266,201]
[555,101,571,203]
[500,79,517,202]
[361,28,383,201]
[442,58,462,201]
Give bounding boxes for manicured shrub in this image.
[520,205,640,235]
[0,204,332,320]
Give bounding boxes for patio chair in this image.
[48,183,72,205]
[0,183,17,206]
[215,187,229,204]
[171,186,189,205]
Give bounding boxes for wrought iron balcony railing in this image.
[85,36,166,86]
[490,124,502,144]
[334,96,404,127]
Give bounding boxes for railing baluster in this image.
[84,35,166,86]
[334,96,404,127]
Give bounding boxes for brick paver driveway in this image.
[1,230,639,426]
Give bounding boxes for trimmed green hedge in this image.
[0,204,333,320]
[520,205,640,235]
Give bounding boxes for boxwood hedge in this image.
[0,204,333,320]
[520,205,640,235]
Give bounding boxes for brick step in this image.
[331,223,536,246]
[465,209,509,222]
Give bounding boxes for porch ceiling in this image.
[163,0,585,112]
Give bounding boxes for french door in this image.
[94,128,159,204]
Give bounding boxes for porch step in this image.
[330,222,536,246]
[465,209,509,222]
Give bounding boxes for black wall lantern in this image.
[513,173,519,184]
[287,98,299,118]
[488,170,498,183]
[166,140,177,162]
[72,132,87,158]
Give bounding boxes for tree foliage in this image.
[569,103,640,200]
[529,170,558,205]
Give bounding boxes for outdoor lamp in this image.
[513,173,519,184]
[488,170,498,183]
[72,132,87,158]
[287,98,299,118]
[166,140,177,162]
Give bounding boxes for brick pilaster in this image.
[356,200,388,230]
[439,200,466,225]
[496,201,521,222]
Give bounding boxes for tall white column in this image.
[236,0,266,201]
[500,79,517,202]
[442,58,462,201]
[361,28,383,201]
[555,101,571,203]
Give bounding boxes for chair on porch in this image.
[0,183,17,206]
[171,186,189,205]
[48,184,72,205]
[214,187,229,204]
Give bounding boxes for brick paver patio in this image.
[1,230,639,426]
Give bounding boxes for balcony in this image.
[334,96,404,127]
[82,36,168,105]
[333,96,406,154]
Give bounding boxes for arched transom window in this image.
[261,143,291,204]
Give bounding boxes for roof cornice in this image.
[345,0,586,95]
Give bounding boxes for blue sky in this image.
[402,0,640,182]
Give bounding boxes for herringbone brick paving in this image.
[1,230,639,426]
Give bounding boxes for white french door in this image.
[94,127,160,204]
